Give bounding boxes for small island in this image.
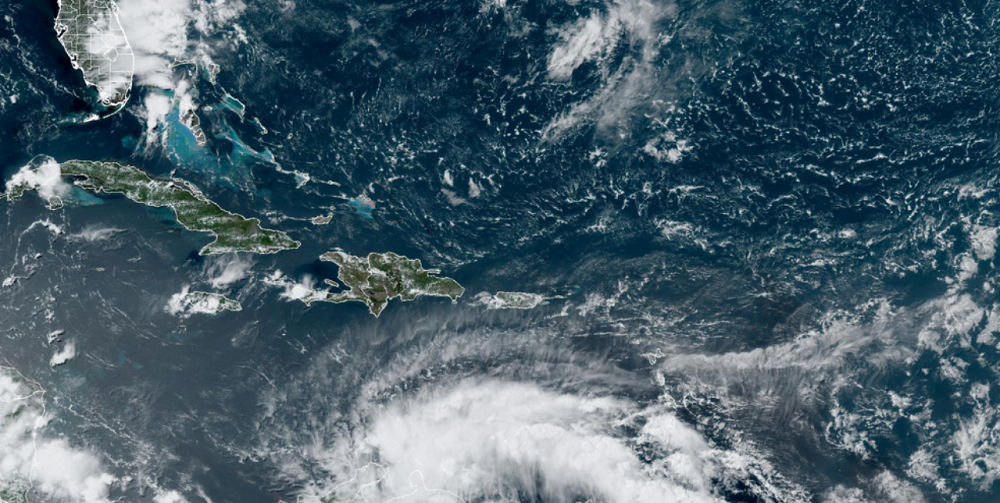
[311,213,333,225]
[310,251,465,317]
[475,291,547,310]
[166,289,243,317]
[5,158,301,255]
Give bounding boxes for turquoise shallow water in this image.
[348,198,374,220]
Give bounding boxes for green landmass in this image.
[169,290,243,316]
[0,482,29,503]
[481,291,547,310]
[54,0,135,116]
[311,213,333,225]
[189,291,242,313]
[6,159,300,255]
[0,366,44,503]
[313,250,465,316]
[181,109,207,146]
[474,289,575,310]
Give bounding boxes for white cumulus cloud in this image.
[153,490,192,503]
[206,254,254,289]
[7,156,72,202]
[302,380,729,503]
[50,341,77,367]
[166,285,241,318]
[264,270,334,305]
[114,0,248,134]
[117,0,192,90]
[0,367,115,503]
[542,0,678,139]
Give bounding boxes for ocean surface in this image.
[2,0,1000,502]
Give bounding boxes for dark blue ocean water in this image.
[3,0,1000,502]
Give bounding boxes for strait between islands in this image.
[29,3,486,316]
[1,159,554,317]
[3,159,467,315]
